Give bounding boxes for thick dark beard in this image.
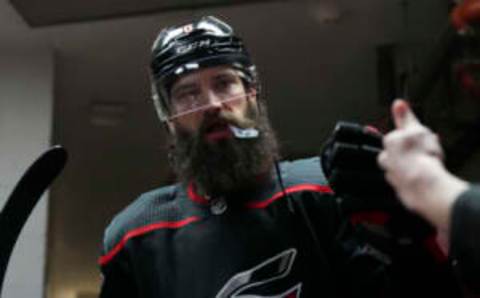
[170,101,279,198]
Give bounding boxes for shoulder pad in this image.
[280,156,328,187]
[102,184,181,253]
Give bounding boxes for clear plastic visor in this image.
[168,89,257,120]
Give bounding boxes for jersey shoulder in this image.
[101,184,184,254]
[280,156,329,187]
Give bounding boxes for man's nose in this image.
[203,90,223,111]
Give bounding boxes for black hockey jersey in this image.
[98,157,462,298]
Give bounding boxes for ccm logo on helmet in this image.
[176,39,212,55]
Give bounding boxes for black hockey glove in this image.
[320,121,398,212]
[321,122,461,296]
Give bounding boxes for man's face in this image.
[168,65,257,141]
[166,66,279,198]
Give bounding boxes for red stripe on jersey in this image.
[99,216,201,266]
[187,183,209,205]
[246,184,333,209]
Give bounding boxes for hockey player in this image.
[99,16,462,298]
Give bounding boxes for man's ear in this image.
[246,87,260,115]
[246,87,258,101]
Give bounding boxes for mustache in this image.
[200,110,256,134]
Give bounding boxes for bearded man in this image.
[98,16,462,298]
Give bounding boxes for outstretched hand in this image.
[378,99,467,234]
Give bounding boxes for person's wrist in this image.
[413,157,468,231]
[431,169,468,230]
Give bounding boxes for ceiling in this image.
[3,1,461,297]
[10,0,281,26]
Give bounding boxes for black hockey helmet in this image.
[150,16,259,121]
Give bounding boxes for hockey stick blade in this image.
[0,145,67,295]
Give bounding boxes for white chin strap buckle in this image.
[229,125,259,139]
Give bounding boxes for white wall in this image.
[0,48,53,298]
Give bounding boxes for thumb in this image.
[392,99,420,129]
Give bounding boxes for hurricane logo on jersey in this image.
[216,248,302,298]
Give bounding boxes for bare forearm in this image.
[408,160,469,234]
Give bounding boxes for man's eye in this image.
[172,92,197,108]
[176,92,191,101]
[174,89,195,100]
[215,79,233,90]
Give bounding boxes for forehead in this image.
[171,66,240,89]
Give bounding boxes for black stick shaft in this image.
[0,146,67,295]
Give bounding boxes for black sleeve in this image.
[449,184,480,293]
[99,248,137,298]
